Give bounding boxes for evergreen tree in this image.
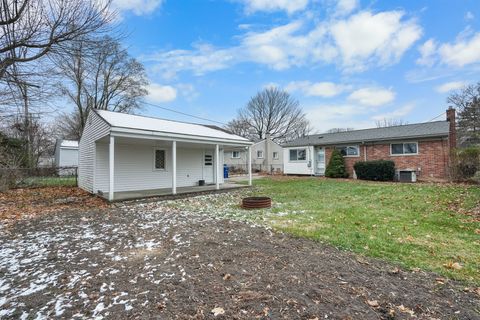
[325,149,348,178]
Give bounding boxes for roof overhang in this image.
[110,126,253,147]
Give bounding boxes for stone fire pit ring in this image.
[242,196,272,209]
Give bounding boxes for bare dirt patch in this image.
[0,187,108,225]
[0,198,479,319]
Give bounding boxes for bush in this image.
[451,147,480,181]
[325,149,348,178]
[354,160,395,181]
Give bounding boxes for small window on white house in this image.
[232,151,240,158]
[257,150,264,158]
[289,149,306,161]
[273,152,279,159]
[154,149,166,170]
[337,145,360,157]
[391,142,418,155]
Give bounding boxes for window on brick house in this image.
[391,142,418,155]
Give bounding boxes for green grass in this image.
[18,176,77,187]
[253,177,480,284]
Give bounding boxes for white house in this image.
[224,135,283,173]
[78,110,253,201]
[54,139,79,175]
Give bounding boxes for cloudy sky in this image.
[113,0,480,132]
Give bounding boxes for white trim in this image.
[215,144,220,190]
[289,148,307,162]
[153,148,167,171]
[108,136,114,201]
[231,151,240,159]
[257,150,264,159]
[248,146,252,186]
[172,141,177,194]
[272,151,279,160]
[390,142,419,156]
[110,127,252,146]
[336,145,360,157]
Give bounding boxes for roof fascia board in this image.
[110,128,253,146]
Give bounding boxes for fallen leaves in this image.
[443,261,463,270]
[366,300,379,308]
[211,307,225,316]
[0,187,108,225]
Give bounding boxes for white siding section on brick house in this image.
[283,146,315,175]
[94,142,219,193]
[78,112,111,192]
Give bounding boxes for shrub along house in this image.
[283,108,456,181]
[78,110,253,201]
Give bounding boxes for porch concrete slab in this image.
[109,183,247,201]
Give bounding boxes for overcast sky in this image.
[109,0,480,132]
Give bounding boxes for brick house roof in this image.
[283,121,450,147]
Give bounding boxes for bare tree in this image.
[448,82,480,146]
[0,0,113,82]
[375,118,409,128]
[54,36,149,138]
[224,118,255,139]
[326,128,354,133]
[227,87,310,143]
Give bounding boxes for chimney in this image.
[446,107,456,149]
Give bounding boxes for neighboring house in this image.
[79,110,252,201]
[54,139,79,175]
[224,135,284,173]
[283,108,456,181]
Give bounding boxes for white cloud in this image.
[416,39,437,66]
[335,0,358,16]
[146,83,177,103]
[435,81,467,93]
[371,103,415,121]
[465,11,474,21]
[439,32,480,67]
[145,9,422,78]
[286,81,346,97]
[305,104,372,131]
[111,0,163,15]
[348,87,395,107]
[238,0,309,14]
[331,11,422,71]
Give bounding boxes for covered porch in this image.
[96,132,252,201]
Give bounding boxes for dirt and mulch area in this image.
[0,193,479,320]
[0,187,108,225]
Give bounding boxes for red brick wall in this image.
[324,139,450,180]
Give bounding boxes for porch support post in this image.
[248,145,252,186]
[172,140,177,195]
[215,144,220,190]
[108,135,115,201]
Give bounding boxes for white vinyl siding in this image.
[283,146,314,175]
[94,143,216,193]
[58,148,79,167]
[78,111,110,192]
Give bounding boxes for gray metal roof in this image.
[283,121,450,147]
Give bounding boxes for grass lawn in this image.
[17,176,77,187]
[254,177,480,284]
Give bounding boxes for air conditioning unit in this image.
[397,170,417,183]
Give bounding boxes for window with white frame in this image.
[273,151,279,159]
[336,145,360,157]
[391,142,418,155]
[289,148,306,161]
[257,150,264,158]
[231,151,240,158]
[154,149,166,170]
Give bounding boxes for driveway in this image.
[0,197,479,319]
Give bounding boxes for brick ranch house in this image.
[282,108,456,181]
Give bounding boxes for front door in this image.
[203,151,214,184]
[315,148,325,176]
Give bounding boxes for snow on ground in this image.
[0,193,255,319]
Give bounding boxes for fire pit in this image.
[242,196,272,209]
